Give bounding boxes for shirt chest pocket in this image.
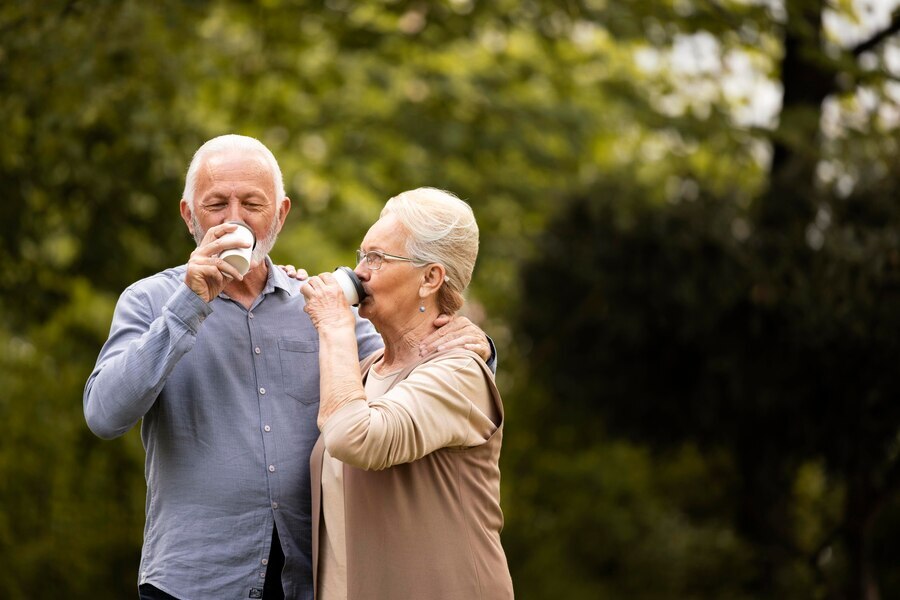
[278,338,320,404]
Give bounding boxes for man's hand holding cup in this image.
[185,222,254,302]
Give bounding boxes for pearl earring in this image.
[419,304,426,313]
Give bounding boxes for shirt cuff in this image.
[485,335,498,374]
[165,283,214,334]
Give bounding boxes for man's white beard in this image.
[191,214,280,267]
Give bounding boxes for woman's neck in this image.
[377,310,439,372]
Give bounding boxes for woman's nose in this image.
[354,263,369,281]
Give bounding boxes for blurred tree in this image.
[7,0,900,598]
[0,0,203,596]
[3,0,643,596]
[518,1,900,598]
[0,0,204,324]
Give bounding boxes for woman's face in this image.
[354,214,423,328]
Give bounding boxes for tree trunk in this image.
[760,0,833,231]
[843,474,880,600]
[734,439,796,595]
[763,3,881,598]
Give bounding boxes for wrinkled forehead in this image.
[202,150,272,181]
[362,214,410,252]
[190,151,278,203]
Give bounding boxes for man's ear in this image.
[275,196,292,233]
[180,200,194,234]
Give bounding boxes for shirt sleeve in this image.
[322,354,497,471]
[83,282,212,439]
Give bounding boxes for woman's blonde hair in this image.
[381,187,479,315]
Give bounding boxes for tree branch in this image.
[852,9,900,56]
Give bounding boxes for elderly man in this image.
[84,134,493,600]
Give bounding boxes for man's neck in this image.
[222,260,269,310]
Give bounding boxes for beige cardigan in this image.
[310,349,513,600]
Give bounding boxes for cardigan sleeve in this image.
[321,354,497,471]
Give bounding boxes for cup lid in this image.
[334,266,367,306]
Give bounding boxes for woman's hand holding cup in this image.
[301,272,359,331]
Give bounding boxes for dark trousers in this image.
[138,525,286,600]
[263,525,286,599]
[138,584,179,600]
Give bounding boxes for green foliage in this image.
[0,0,201,327]
[0,281,144,595]
[505,423,757,599]
[517,174,900,595]
[4,0,900,598]
[0,1,200,595]
[508,0,900,596]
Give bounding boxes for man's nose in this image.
[225,199,244,222]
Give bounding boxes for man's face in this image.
[184,150,289,264]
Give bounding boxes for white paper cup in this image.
[218,222,256,276]
[333,266,367,306]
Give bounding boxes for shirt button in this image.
[249,312,254,319]
[259,387,266,395]
[254,347,261,355]
[272,502,279,509]
[260,571,266,578]
[268,465,276,472]
[264,425,271,432]
[262,558,269,565]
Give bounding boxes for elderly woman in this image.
[299,187,513,600]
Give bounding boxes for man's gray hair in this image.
[381,187,479,315]
[182,134,286,212]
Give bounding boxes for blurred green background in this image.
[4,0,900,598]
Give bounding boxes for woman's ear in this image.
[420,263,446,298]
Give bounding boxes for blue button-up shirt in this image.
[84,258,383,600]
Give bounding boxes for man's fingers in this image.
[276,265,311,281]
[195,223,252,257]
[421,319,461,347]
[200,222,238,245]
[435,336,491,362]
[208,236,251,256]
[432,314,451,327]
[189,256,242,282]
[216,257,244,281]
[420,314,490,360]
[419,332,468,355]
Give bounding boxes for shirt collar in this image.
[266,256,297,297]
[215,256,297,303]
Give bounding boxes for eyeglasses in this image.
[356,249,423,270]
